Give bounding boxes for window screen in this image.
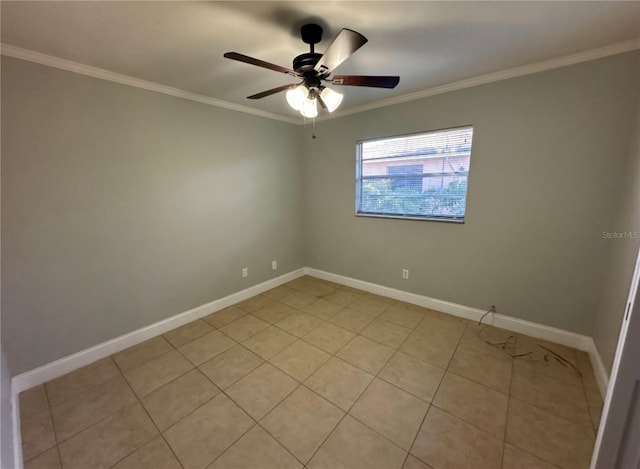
[356,126,473,222]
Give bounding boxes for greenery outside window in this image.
[355,126,473,222]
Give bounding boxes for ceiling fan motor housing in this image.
[293,53,322,75]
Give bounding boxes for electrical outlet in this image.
[402,269,409,279]
[242,267,248,278]
[271,260,278,271]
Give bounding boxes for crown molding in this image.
[3,38,639,125]
[316,38,640,122]
[0,43,300,125]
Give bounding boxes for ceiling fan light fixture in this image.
[300,96,318,118]
[285,84,308,111]
[320,87,343,113]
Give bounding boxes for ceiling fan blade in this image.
[224,52,300,77]
[331,75,400,89]
[247,84,298,100]
[314,29,368,75]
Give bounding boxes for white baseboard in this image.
[586,339,610,398]
[304,267,609,395]
[11,268,304,395]
[11,387,22,469]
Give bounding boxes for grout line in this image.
[111,344,187,469]
[501,335,516,469]
[405,315,468,468]
[39,381,65,469]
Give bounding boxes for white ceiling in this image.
[2,1,639,121]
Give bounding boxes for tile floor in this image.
[19,276,603,469]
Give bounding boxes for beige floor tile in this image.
[513,357,583,388]
[112,337,174,372]
[393,301,430,312]
[336,336,394,374]
[261,386,344,463]
[198,344,264,389]
[328,308,376,333]
[380,305,425,329]
[458,323,516,361]
[576,351,599,392]
[163,394,253,469]
[307,415,407,469]
[242,326,298,359]
[45,358,121,405]
[361,319,412,348]
[402,454,433,469]
[414,314,466,341]
[178,330,235,365]
[123,350,193,397]
[51,374,137,442]
[322,290,360,307]
[303,323,355,354]
[400,331,458,368]
[207,425,302,469]
[163,320,214,347]
[432,372,508,437]
[448,346,512,393]
[58,403,157,469]
[339,286,368,296]
[349,297,390,317]
[270,340,331,381]
[302,299,344,320]
[378,352,444,402]
[24,447,61,469]
[365,292,396,304]
[276,312,324,338]
[287,277,335,297]
[411,406,503,469]
[585,387,603,430]
[203,306,247,328]
[305,358,374,411]
[510,367,591,427]
[516,335,578,366]
[19,385,49,419]
[290,279,336,298]
[503,443,560,469]
[21,409,56,462]
[141,369,220,430]
[509,336,581,387]
[220,315,270,341]
[262,285,297,300]
[237,295,278,313]
[280,291,317,309]
[252,302,296,324]
[350,378,428,450]
[112,436,182,469]
[226,363,298,419]
[506,398,595,469]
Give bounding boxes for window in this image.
[355,126,473,222]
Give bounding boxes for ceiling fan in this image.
[223,24,400,118]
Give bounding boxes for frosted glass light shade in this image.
[286,85,308,111]
[300,97,318,118]
[320,87,343,112]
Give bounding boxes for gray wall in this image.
[303,52,640,335]
[592,96,640,373]
[1,57,304,374]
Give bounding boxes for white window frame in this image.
[355,126,473,223]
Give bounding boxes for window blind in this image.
[356,126,473,221]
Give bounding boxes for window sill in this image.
[355,213,465,224]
